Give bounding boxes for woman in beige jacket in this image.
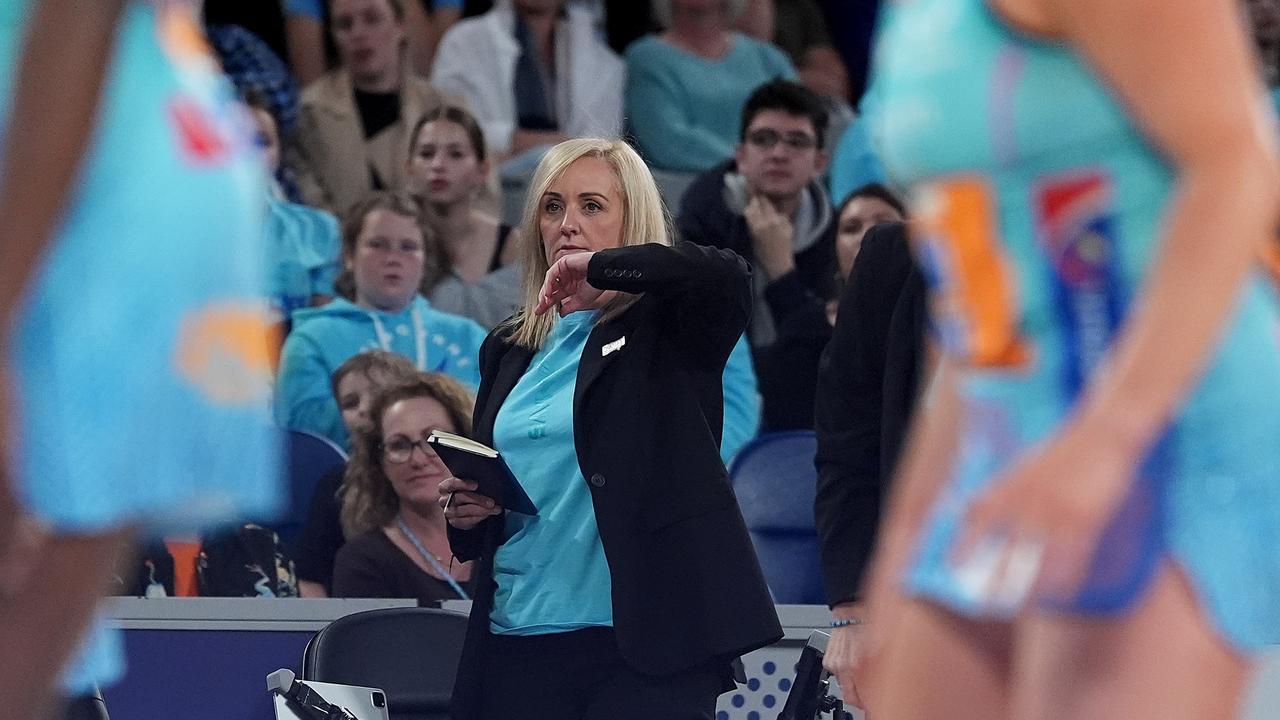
[291,0,453,216]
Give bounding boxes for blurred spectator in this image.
[827,86,888,210]
[406,106,522,328]
[276,192,487,449]
[283,0,462,84]
[332,374,476,604]
[244,92,342,327]
[819,0,879,105]
[676,80,832,349]
[600,0,766,53]
[430,1,624,162]
[295,351,420,597]
[624,0,796,172]
[116,526,298,598]
[756,183,905,430]
[204,0,290,59]
[813,220,926,655]
[290,0,454,215]
[774,0,849,100]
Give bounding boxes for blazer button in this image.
[589,473,606,488]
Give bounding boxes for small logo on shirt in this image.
[602,337,626,357]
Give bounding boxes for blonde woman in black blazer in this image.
[438,138,782,720]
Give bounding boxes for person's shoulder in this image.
[417,297,488,338]
[677,161,737,223]
[298,70,349,110]
[290,298,366,336]
[623,34,669,63]
[731,32,793,66]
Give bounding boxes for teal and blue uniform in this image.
[2,0,283,688]
[874,0,1280,649]
[276,295,487,448]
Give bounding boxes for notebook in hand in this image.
[428,430,538,515]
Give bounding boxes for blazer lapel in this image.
[476,344,534,445]
[574,310,638,411]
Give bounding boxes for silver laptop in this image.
[271,678,392,720]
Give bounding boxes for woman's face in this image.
[379,396,456,510]
[538,156,626,267]
[835,195,905,281]
[331,0,404,84]
[407,120,486,207]
[671,0,729,25]
[347,208,425,311]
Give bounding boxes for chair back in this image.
[302,607,469,720]
[280,429,347,552]
[728,431,825,604]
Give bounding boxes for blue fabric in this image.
[264,194,341,322]
[2,0,283,690]
[828,83,887,205]
[875,0,1280,649]
[721,333,760,462]
[284,0,462,19]
[489,312,613,635]
[624,33,796,172]
[276,296,486,448]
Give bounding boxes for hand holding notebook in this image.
[428,430,538,516]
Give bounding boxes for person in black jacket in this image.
[811,222,928,707]
[438,138,782,720]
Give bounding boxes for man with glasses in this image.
[676,79,834,349]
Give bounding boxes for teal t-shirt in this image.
[489,312,613,635]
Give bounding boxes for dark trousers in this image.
[476,628,728,720]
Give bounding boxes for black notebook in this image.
[427,430,538,516]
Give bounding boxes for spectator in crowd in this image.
[406,105,522,328]
[828,78,888,206]
[756,183,905,431]
[440,137,780,720]
[332,373,476,604]
[117,524,298,598]
[812,221,926,708]
[283,0,462,85]
[677,79,833,349]
[600,0,769,53]
[276,192,487,449]
[773,0,849,101]
[290,0,455,214]
[430,1,625,163]
[294,350,421,597]
[624,0,796,172]
[244,91,342,327]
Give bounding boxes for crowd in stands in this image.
[142,0,899,607]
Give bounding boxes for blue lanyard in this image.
[396,517,470,601]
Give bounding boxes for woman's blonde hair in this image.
[503,138,673,350]
[650,0,749,29]
[339,372,475,539]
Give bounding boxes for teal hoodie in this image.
[276,295,487,448]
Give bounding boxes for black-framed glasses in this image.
[381,436,438,464]
[746,128,818,152]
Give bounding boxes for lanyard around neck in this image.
[369,305,428,370]
[396,516,469,601]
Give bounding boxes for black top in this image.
[490,223,512,273]
[447,243,783,720]
[813,223,927,606]
[353,89,400,139]
[293,466,345,591]
[755,270,834,431]
[332,529,468,606]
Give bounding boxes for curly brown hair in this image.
[339,372,475,538]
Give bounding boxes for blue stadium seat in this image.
[728,431,825,605]
[279,429,347,553]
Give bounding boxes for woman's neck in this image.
[423,198,476,243]
[666,16,732,58]
[396,502,445,538]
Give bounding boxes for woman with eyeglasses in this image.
[275,192,488,450]
[331,372,475,605]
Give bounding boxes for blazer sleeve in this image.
[587,242,752,365]
[446,329,506,562]
[813,224,914,606]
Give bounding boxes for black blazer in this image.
[448,242,783,719]
[813,223,928,606]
